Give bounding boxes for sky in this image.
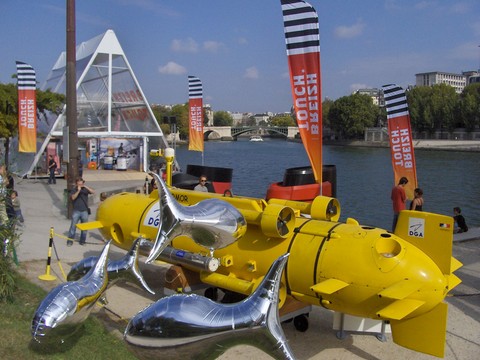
[1,0,479,114]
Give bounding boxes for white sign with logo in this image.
[408,217,425,238]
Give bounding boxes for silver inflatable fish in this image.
[124,253,295,360]
[67,238,155,295]
[31,241,111,344]
[145,172,247,264]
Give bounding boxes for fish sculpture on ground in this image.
[124,253,295,360]
[31,241,111,345]
[145,172,247,263]
[67,237,155,295]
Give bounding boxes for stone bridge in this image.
[204,126,299,140]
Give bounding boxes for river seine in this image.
[174,138,479,231]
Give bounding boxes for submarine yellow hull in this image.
[90,188,461,357]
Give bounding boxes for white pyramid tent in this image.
[12,29,169,177]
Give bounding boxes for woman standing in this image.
[410,188,424,211]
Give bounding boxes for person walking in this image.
[391,176,408,232]
[48,155,57,184]
[409,188,424,211]
[67,178,95,246]
[194,175,209,192]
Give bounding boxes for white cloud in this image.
[171,38,199,53]
[450,2,470,14]
[350,83,369,93]
[334,20,365,39]
[158,61,187,75]
[244,66,259,79]
[414,1,433,10]
[238,37,248,45]
[203,40,224,52]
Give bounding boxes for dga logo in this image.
[143,203,161,228]
[408,217,425,238]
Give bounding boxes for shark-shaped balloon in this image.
[67,238,155,294]
[145,172,247,263]
[31,241,111,345]
[124,253,295,360]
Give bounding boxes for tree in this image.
[213,111,233,126]
[322,98,334,128]
[170,103,189,140]
[407,86,434,133]
[430,84,458,134]
[151,104,172,135]
[328,93,378,139]
[458,83,480,131]
[269,114,295,127]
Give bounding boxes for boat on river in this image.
[249,135,263,142]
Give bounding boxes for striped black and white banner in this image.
[188,75,202,99]
[382,84,409,119]
[281,0,319,56]
[16,61,36,90]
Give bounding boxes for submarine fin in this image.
[77,221,104,231]
[394,211,453,275]
[451,257,463,273]
[390,302,447,358]
[378,279,422,300]
[376,298,425,320]
[448,273,462,291]
[310,278,349,295]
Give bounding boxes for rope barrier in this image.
[53,231,100,246]
[38,227,57,281]
[38,226,104,282]
[51,236,67,281]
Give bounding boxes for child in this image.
[453,207,468,233]
[10,190,24,224]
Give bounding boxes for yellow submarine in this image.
[82,151,462,358]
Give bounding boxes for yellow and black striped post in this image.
[38,227,57,281]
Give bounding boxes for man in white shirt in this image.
[194,176,208,192]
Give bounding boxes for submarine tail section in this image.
[390,302,448,358]
[394,210,459,276]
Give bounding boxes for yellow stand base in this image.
[38,273,57,281]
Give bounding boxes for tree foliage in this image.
[327,93,379,139]
[269,114,295,127]
[407,83,479,134]
[321,98,334,128]
[213,110,233,126]
[457,83,480,131]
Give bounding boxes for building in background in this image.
[415,71,467,93]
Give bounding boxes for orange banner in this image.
[287,52,322,184]
[281,1,322,184]
[383,84,417,199]
[188,98,204,152]
[16,61,37,153]
[17,89,37,153]
[387,115,417,199]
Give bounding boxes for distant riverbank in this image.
[322,139,480,152]
[178,137,480,152]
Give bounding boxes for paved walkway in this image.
[11,170,480,360]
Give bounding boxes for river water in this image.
[174,138,479,231]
